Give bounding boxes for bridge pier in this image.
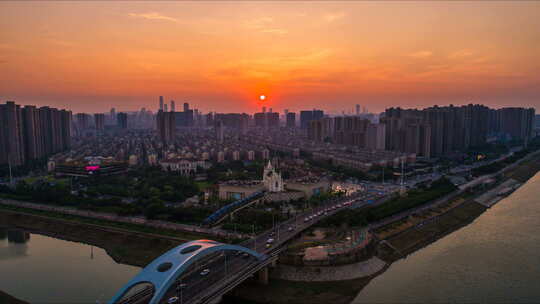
[257,267,269,285]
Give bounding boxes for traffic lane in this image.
[160,255,260,304]
[258,199,364,254]
[160,194,378,302]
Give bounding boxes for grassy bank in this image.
[0,208,188,267]
[0,203,219,242]
[378,200,487,262]
[503,157,540,183]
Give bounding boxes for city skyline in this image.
[1,1,540,113]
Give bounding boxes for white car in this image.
[176,283,187,290]
[267,238,275,244]
[200,269,210,276]
[168,297,179,304]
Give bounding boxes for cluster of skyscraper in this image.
[0,101,72,166]
[73,111,129,135]
[381,104,535,158]
[156,96,197,143]
[307,104,535,158]
[308,116,386,150]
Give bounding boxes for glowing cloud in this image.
[128,12,178,23]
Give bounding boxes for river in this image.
[0,229,140,303]
[354,172,540,303]
[1,173,539,303]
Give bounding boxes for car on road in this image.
[304,217,309,222]
[287,226,294,232]
[200,268,210,276]
[168,296,179,304]
[176,283,187,290]
[266,238,274,244]
[265,243,272,248]
[242,253,250,259]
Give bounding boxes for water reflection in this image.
[0,228,29,260]
[354,173,540,303]
[7,229,31,244]
[0,228,140,303]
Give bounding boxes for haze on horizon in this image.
[1,1,539,114]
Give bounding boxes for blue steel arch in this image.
[109,239,265,304]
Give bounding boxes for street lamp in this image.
[252,224,256,251]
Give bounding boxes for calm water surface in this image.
[354,172,540,303]
[2,173,539,304]
[0,230,140,303]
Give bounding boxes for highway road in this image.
[153,190,385,304]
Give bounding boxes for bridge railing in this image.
[202,191,265,226]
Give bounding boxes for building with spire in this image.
[262,160,284,192]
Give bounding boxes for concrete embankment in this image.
[270,256,387,282]
[475,178,520,207]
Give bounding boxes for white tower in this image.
[263,160,284,192]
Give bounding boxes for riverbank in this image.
[0,197,242,240]
[376,154,540,262]
[224,265,390,304]
[0,209,186,268]
[0,290,28,304]
[228,154,540,304]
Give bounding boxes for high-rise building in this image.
[75,113,91,131]
[0,101,25,166]
[175,108,194,127]
[215,120,224,143]
[110,108,116,124]
[117,112,128,129]
[313,109,324,120]
[183,102,189,112]
[0,101,71,167]
[494,107,535,141]
[356,104,361,116]
[262,106,266,113]
[380,104,502,158]
[164,104,168,112]
[94,113,105,131]
[266,112,279,128]
[205,112,214,127]
[300,111,313,129]
[254,112,266,128]
[213,113,249,134]
[170,100,176,112]
[21,106,43,161]
[366,123,386,150]
[300,109,324,129]
[159,96,164,111]
[286,112,296,128]
[156,110,176,143]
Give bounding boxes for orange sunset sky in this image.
[1,1,539,114]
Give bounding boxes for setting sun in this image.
[259,95,266,101]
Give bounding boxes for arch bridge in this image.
[110,240,266,304]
